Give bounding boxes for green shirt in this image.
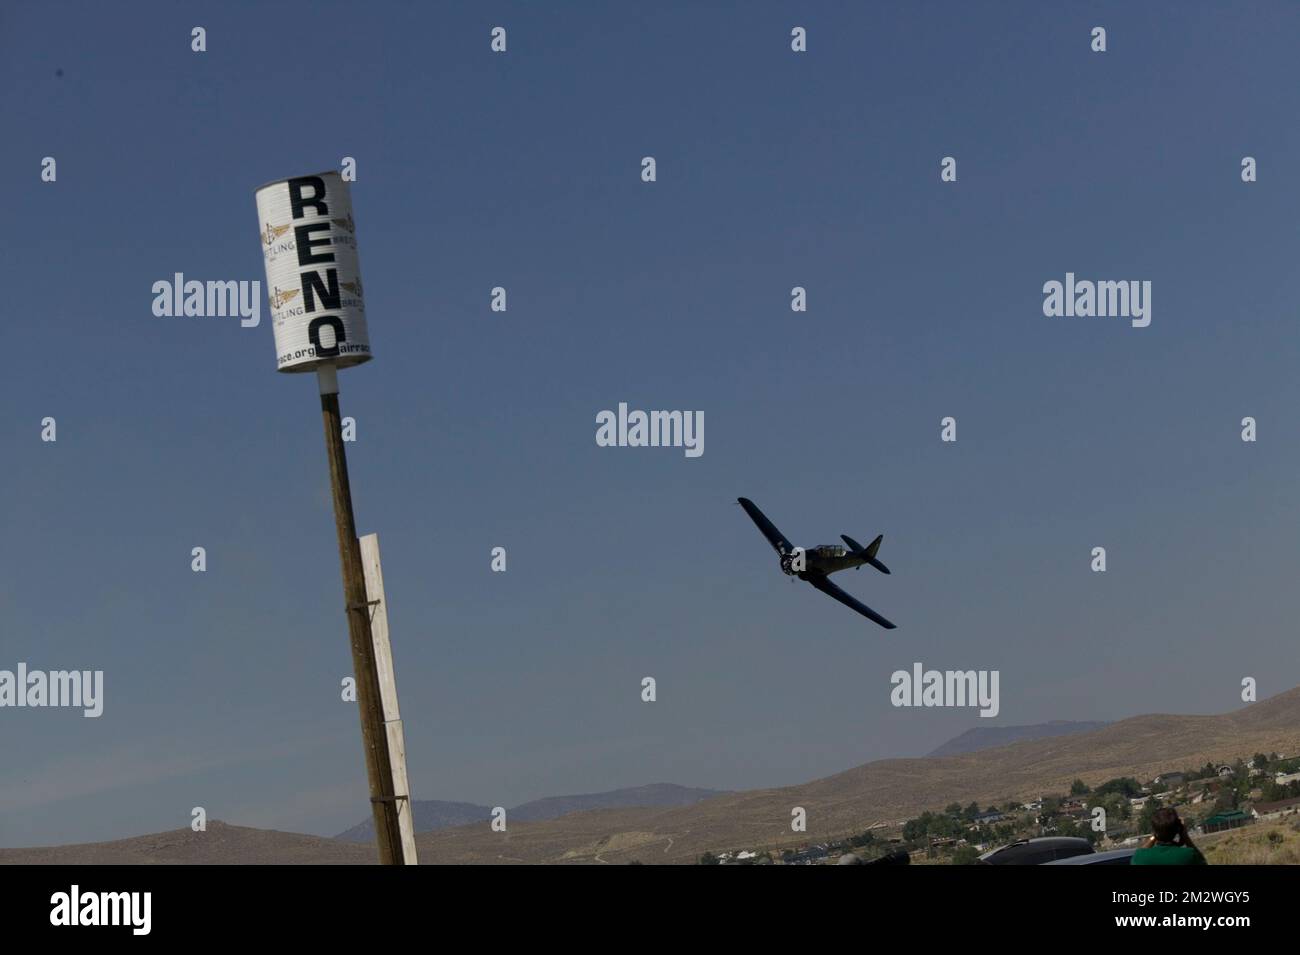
[1131,843,1206,865]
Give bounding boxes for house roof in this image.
[1202,810,1252,824]
[1252,797,1300,814]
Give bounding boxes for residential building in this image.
[1251,797,1300,822]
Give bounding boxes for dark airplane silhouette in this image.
[737,497,897,629]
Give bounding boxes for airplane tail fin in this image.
[841,533,889,572]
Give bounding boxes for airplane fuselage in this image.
[781,544,867,578]
[737,496,896,628]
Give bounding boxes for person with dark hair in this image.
[1131,808,1207,865]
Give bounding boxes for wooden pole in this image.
[317,365,404,864]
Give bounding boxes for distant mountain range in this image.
[927,720,1111,757]
[8,688,1300,864]
[334,783,727,842]
[0,821,376,865]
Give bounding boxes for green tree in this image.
[699,851,719,865]
[951,846,981,865]
[903,812,935,844]
[1094,777,1142,798]
[1105,792,1132,822]
[1054,817,1101,846]
[1138,798,1164,834]
[934,814,965,838]
[1214,787,1238,811]
[1070,779,1090,796]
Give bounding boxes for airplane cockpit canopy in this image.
[813,544,847,558]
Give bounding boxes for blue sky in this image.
[3,1,1300,847]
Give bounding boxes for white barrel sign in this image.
[255,171,372,373]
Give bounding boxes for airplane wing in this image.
[737,497,793,556]
[806,574,897,629]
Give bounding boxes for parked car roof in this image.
[1044,847,1138,866]
[978,837,1095,865]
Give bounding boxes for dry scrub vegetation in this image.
[1201,820,1300,865]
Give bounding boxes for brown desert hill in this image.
[5,688,1299,865]
[414,686,1300,864]
[926,720,1110,757]
[0,820,375,865]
